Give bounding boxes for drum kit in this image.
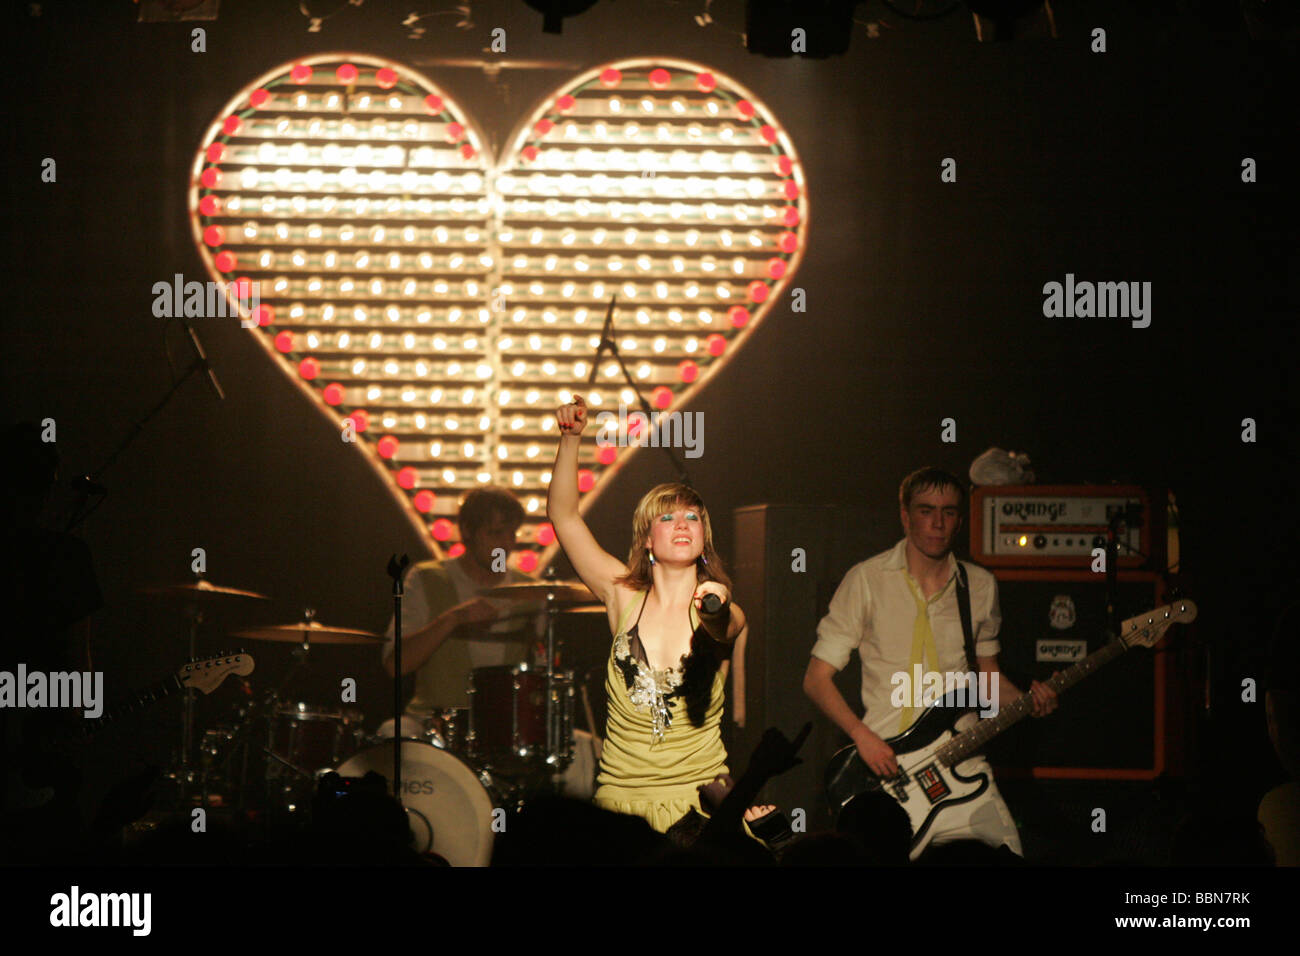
[139,572,603,866]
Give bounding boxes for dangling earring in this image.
[698,553,709,567]
[647,550,656,567]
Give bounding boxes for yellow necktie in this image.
[899,574,942,734]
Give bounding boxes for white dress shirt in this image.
[812,538,1001,738]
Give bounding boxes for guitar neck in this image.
[937,638,1131,767]
[79,673,185,736]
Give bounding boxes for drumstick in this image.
[580,682,603,762]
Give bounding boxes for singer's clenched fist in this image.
[692,580,730,612]
[556,395,588,436]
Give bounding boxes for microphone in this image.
[697,591,732,645]
[181,319,226,401]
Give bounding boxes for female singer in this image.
[547,396,764,833]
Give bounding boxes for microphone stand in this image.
[68,322,224,532]
[62,479,107,535]
[1104,502,1143,638]
[1105,513,1121,639]
[387,554,410,804]
[585,296,692,487]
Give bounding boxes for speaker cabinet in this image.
[729,504,881,822]
[985,571,1190,778]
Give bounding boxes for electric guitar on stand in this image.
[824,601,1196,860]
[4,653,254,811]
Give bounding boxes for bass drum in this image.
[336,739,494,867]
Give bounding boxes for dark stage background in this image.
[4,1,1295,839]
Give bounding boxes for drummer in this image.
[381,489,543,731]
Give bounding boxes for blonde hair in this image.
[615,483,732,593]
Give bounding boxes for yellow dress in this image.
[593,592,729,832]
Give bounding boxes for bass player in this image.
[802,467,1058,856]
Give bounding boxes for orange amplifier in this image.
[969,485,1152,569]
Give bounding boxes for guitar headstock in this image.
[1118,600,1197,649]
[178,653,255,695]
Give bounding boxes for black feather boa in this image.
[615,626,723,731]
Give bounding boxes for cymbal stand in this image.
[269,607,319,704]
[542,565,571,772]
[179,601,203,785]
[260,608,319,811]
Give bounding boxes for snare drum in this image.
[468,664,573,769]
[425,708,468,752]
[374,708,469,753]
[270,703,364,772]
[336,739,495,866]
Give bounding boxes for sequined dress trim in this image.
[612,628,685,744]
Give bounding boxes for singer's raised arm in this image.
[546,396,627,607]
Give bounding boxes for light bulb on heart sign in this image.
[188,55,808,573]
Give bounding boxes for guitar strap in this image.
[954,561,978,673]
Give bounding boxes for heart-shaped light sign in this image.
[189,54,807,572]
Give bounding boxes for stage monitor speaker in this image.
[984,571,1191,779]
[729,503,882,823]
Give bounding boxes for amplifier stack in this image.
[969,485,1191,779]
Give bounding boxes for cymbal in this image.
[139,578,270,602]
[231,621,384,645]
[483,580,597,605]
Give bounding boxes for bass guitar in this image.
[824,601,1196,860]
